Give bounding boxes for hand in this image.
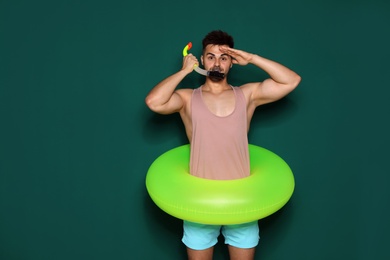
[219,46,254,66]
[181,53,199,73]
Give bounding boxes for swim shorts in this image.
[182,220,260,250]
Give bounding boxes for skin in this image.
[145,43,301,260]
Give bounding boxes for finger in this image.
[221,46,238,53]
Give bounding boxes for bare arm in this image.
[145,54,199,114]
[220,46,301,106]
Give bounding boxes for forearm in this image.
[145,69,188,111]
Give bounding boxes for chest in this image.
[201,90,236,117]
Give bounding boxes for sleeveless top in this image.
[190,86,250,180]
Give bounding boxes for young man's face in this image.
[201,44,233,77]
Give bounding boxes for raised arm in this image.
[220,46,301,106]
[145,54,199,114]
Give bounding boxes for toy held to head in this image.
[182,42,225,79]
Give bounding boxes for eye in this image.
[221,56,228,61]
[207,56,214,60]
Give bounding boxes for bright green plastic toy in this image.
[146,144,295,225]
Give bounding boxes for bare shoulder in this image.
[175,88,193,104]
[239,82,262,103]
[175,88,193,99]
[175,88,194,110]
[239,82,260,94]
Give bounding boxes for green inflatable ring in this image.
[146,144,294,225]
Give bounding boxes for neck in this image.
[202,83,231,94]
[202,78,230,92]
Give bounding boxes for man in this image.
[145,30,301,260]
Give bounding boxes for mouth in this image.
[207,66,225,79]
[208,71,224,79]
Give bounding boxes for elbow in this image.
[145,95,158,112]
[145,95,167,114]
[290,74,301,91]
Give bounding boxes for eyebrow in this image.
[205,53,230,57]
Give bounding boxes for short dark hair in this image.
[202,30,234,50]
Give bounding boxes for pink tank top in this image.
[190,86,250,180]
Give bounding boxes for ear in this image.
[201,55,204,65]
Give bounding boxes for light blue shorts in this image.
[182,220,260,250]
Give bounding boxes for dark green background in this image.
[1,0,389,259]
